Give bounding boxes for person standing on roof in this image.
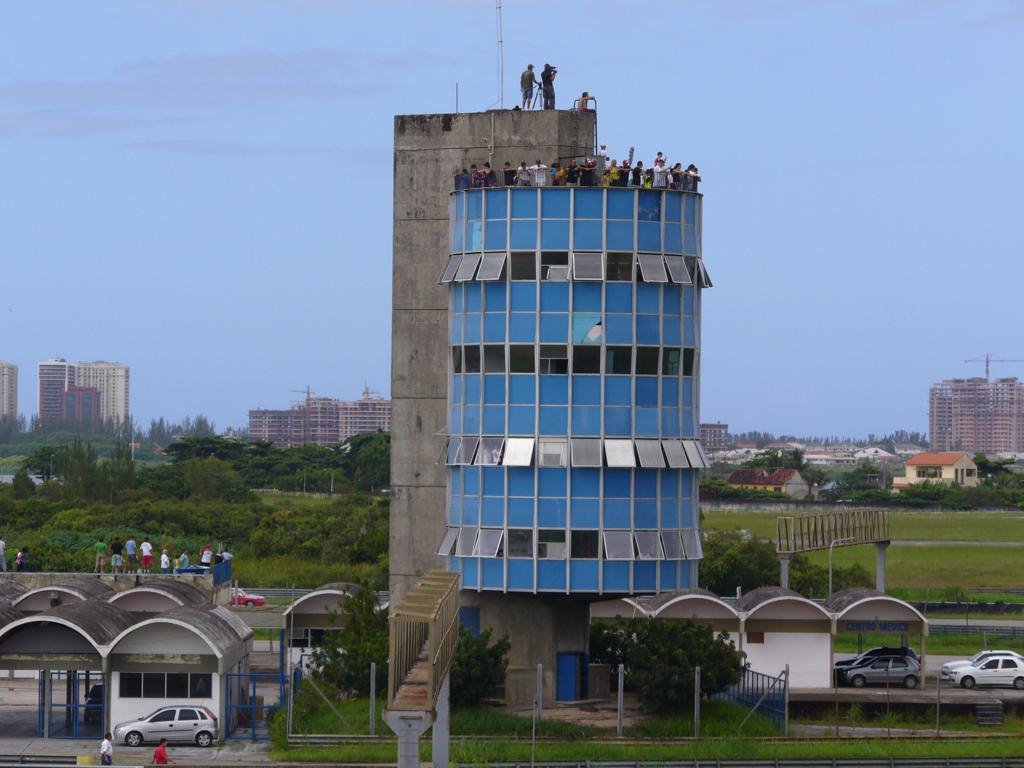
[140,536,153,574]
[520,64,540,109]
[541,64,556,109]
[528,159,549,187]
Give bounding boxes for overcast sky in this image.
[2,0,1022,436]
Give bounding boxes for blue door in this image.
[556,652,585,702]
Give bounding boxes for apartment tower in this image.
[75,361,131,425]
[0,361,17,420]
[37,358,76,423]
[929,377,1024,453]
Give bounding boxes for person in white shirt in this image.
[160,549,171,574]
[597,144,609,162]
[528,160,549,187]
[100,733,113,765]
[139,537,153,573]
[652,159,672,189]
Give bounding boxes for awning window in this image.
[662,440,690,468]
[664,255,692,285]
[474,529,504,557]
[570,438,602,467]
[661,531,684,559]
[455,527,478,557]
[538,438,569,467]
[439,254,463,284]
[636,440,666,468]
[603,531,634,560]
[604,439,636,468]
[681,528,704,559]
[637,253,668,283]
[436,528,459,557]
[455,436,479,465]
[634,531,664,560]
[572,252,604,281]
[475,437,504,465]
[454,253,481,282]
[476,252,507,281]
[503,437,535,466]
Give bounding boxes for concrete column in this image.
[432,673,450,768]
[778,555,792,589]
[384,709,432,768]
[875,541,890,592]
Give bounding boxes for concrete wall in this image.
[741,631,831,688]
[108,670,219,731]
[390,109,596,603]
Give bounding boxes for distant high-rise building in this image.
[38,358,76,423]
[249,388,392,447]
[929,377,1024,453]
[339,387,392,441]
[64,385,102,426]
[75,361,131,425]
[0,360,17,420]
[700,422,730,452]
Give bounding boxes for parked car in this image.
[230,588,266,607]
[83,684,104,724]
[834,646,918,670]
[113,705,219,747]
[837,655,921,689]
[940,650,1024,680]
[946,656,1024,690]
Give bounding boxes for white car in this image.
[946,655,1024,689]
[940,650,1024,680]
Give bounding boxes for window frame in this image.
[538,438,569,468]
[439,254,463,284]
[503,437,536,466]
[570,438,603,467]
[476,251,507,281]
[634,531,664,560]
[637,253,669,283]
[605,439,637,468]
[602,530,635,560]
[571,251,604,281]
[635,440,667,468]
[437,527,460,556]
[454,252,482,282]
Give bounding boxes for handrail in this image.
[776,507,890,554]
[386,570,460,712]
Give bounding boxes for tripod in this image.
[531,88,544,110]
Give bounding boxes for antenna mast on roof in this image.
[496,0,504,108]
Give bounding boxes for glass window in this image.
[437,527,459,556]
[683,348,695,376]
[697,260,713,288]
[507,529,533,558]
[696,442,711,467]
[572,252,603,280]
[634,531,664,560]
[451,347,463,374]
[503,437,535,466]
[681,529,703,559]
[538,530,566,559]
[636,440,666,468]
[538,438,568,467]
[455,253,481,282]
[572,314,603,344]
[572,346,600,374]
[189,673,211,698]
[603,531,634,560]
[509,345,535,373]
[638,190,661,222]
[510,252,537,280]
[456,527,478,556]
[143,674,165,698]
[483,345,505,373]
[891,659,909,670]
[439,254,462,284]
[541,252,569,281]
[636,347,659,375]
[574,188,603,218]
[149,709,176,722]
[464,345,481,373]
[605,439,636,467]
[166,673,188,698]
[477,252,507,281]
[571,438,602,467]
[475,437,504,465]
[606,253,633,281]
[474,529,504,557]
[663,348,681,375]
[455,437,479,465]
[572,530,599,558]
[661,531,683,559]
[539,345,568,374]
[665,255,692,285]
[1002,659,1019,669]
[638,253,668,283]
[178,709,200,721]
[511,188,538,218]
[119,672,142,698]
[446,438,461,465]
[606,347,632,375]
[662,440,689,468]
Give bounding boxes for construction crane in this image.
[964,354,1024,381]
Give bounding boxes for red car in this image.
[230,588,266,607]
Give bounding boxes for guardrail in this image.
[928,623,1024,639]
[464,761,1024,768]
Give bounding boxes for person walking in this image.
[0,534,7,572]
[140,536,153,574]
[94,539,107,573]
[100,732,113,766]
[520,64,539,109]
[151,737,172,764]
[125,535,137,573]
[160,549,171,574]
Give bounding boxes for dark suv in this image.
[834,646,917,670]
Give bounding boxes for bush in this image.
[450,627,510,708]
[311,587,388,697]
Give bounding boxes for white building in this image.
[75,361,131,425]
[0,360,17,419]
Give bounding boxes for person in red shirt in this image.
[152,738,172,765]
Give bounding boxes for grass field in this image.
[703,506,1024,592]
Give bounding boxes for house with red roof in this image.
[726,468,811,499]
[891,451,978,491]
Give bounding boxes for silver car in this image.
[113,705,219,747]
[840,655,921,689]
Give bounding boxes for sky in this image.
[1,0,1022,437]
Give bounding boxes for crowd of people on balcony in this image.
[454,154,700,193]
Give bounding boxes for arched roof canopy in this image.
[825,588,927,633]
[0,600,136,658]
[0,581,27,601]
[737,586,831,622]
[108,581,208,612]
[589,597,647,621]
[648,589,741,624]
[282,582,362,629]
[108,605,252,672]
[13,578,115,611]
[0,603,21,626]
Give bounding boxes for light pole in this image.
[828,537,856,596]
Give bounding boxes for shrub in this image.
[450,627,510,708]
[311,587,388,697]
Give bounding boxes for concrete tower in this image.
[390,109,710,703]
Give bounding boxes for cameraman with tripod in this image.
[541,63,556,109]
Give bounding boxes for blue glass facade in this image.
[439,187,711,595]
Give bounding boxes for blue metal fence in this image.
[712,667,787,732]
[224,671,284,741]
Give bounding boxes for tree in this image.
[450,627,509,708]
[312,587,388,696]
[699,529,779,595]
[11,468,35,499]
